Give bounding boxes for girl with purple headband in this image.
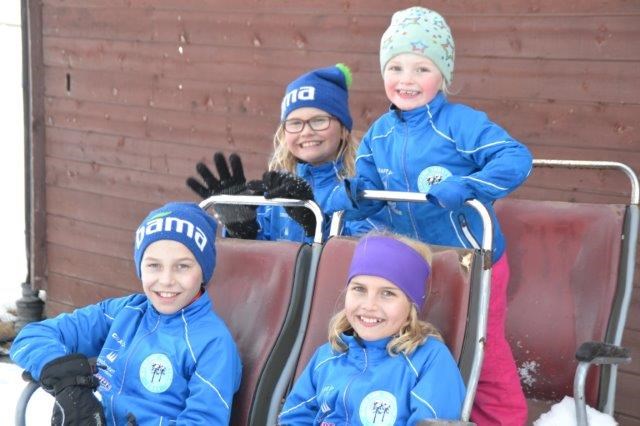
[278,233,465,424]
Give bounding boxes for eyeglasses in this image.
[282,115,334,133]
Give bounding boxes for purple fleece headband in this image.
[347,236,431,309]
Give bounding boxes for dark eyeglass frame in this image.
[282,115,335,134]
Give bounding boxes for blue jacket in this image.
[10,293,241,425]
[255,160,387,242]
[326,93,532,261]
[278,334,465,425]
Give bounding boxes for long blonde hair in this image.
[327,232,441,356]
[268,123,357,178]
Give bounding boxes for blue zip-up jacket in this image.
[10,293,241,425]
[255,160,387,242]
[326,92,532,261]
[278,334,465,425]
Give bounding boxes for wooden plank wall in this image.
[31,0,639,422]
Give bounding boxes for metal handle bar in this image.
[329,190,492,421]
[533,159,639,205]
[361,191,493,252]
[199,195,325,244]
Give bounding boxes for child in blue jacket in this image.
[187,64,386,243]
[11,202,241,425]
[278,233,465,424]
[323,7,532,425]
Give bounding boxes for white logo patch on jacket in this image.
[359,390,398,425]
[418,166,452,193]
[140,353,174,393]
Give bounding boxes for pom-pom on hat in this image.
[380,7,455,85]
[280,63,353,131]
[347,235,431,310]
[134,202,218,285]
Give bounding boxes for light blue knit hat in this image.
[380,7,455,84]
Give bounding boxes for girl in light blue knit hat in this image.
[325,6,532,425]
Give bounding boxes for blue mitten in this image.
[427,178,474,210]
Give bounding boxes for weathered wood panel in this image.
[39,4,640,59]
[46,272,131,311]
[622,329,640,376]
[26,0,640,421]
[45,127,270,178]
[46,243,137,293]
[617,368,640,423]
[46,186,154,229]
[40,0,640,15]
[48,214,131,259]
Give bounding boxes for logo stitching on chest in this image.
[417,165,452,193]
[139,353,174,393]
[358,390,398,425]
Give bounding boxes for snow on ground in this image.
[0,1,51,424]
[0,362,54,424]
[534,396,618,426]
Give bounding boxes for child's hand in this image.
[427,178,475,210]
[186,152,260,239]
[186,152,248,199]
[39,354,106,426]
[260,171,318,237]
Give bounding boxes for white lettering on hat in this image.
[281,86,316,113]
[135,217,207,252]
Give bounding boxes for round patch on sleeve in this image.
[358,390,398,425]
[417,166,452,193]
[139,353,174,393]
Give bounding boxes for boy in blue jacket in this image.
[11,202,241,425]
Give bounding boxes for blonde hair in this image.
[268,123,357,178]
[328,304,442,356]
[327,232,441,356]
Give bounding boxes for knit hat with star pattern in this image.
[380,7,455,84]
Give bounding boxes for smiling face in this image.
[345,275,412,341]
[283,107,343,166]
[140,240,203,315]
[383,53,444,111]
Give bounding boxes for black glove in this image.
[126,412,138,426]
[39,354,105,426]
[186,152,260,239]
[257,171,317,237]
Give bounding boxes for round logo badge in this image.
[417,166,452,193]
[358,390,398,426]
[139,353,173,393]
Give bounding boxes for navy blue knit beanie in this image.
[134,202,218,285]
[280,63,353,131]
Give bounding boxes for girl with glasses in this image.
[187,64,387,242]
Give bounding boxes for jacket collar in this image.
[339,332,393,363]
[296,159,343,186]
[145,290,212,324]
[389,91,447,124]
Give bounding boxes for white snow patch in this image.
[534,396,617,426]
[518,359,539,387]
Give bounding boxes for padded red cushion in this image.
[208,238,302,426]
[294,236,474,379]
[497,198,624,407]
